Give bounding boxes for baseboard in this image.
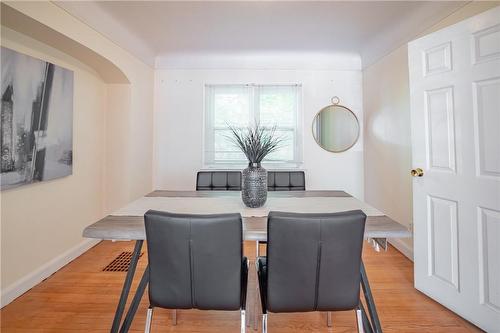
[1,238,100,308]
[389,238,414,261]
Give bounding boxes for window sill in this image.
[202,162,304,171]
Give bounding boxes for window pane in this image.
[258,86,297,127]
[213,129,246,162]
[213,86,250,127]
[264,129,294,162]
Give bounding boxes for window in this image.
[204,84,302,167]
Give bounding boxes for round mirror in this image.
[312,98,359,152]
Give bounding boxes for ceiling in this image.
[55,1,468,69]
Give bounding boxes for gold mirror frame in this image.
[312,96,360,153]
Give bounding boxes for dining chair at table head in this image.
[267,171,305,191]
[143,210,248,333]
[195,170,306,192]
[256,210,367,333]
[196,171,242,191]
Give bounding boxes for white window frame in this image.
[203,83,303,169]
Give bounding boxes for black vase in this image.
[241,163,267,208]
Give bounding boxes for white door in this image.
[409,6,500,332]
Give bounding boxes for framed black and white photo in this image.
[1,47,74,190]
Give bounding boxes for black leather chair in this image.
[196,171,242,191]
[267,171,305,191]
[144,210,248,333]
[195,171,306,192]
[256,210,367,333]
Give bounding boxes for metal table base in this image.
[110,240,148,333]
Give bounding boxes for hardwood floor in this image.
[1,241,482,332]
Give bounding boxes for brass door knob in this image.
[411,168,424,177]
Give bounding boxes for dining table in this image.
[83,190,411,333]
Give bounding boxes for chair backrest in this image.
[267,171,305,191]
[196,171,242,191]
[196,170,306,191]
[144,210,243,310]
[266,210,366,313]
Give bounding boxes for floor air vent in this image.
[103,251,143,272]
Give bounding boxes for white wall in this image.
[1,1,154,307]
[363,45,414,258]
[155,67,365,198]
[1,27,107,304]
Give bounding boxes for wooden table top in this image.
[146,190,352,198]
[83,190,411,241]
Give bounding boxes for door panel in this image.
[424,42,453,76]
[409,6,500,332]
[473,77,500,178]
[478,207,500,313]
[428,195,459,289]
[425,87,456,172]
[472,23,500,64]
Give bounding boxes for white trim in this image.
[155,52,362,70]
[200,163,304,170]
[1,238,100,308]
[55,1,156,67]
[389,238,414,261]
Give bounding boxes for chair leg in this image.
[356,308,364,333]
[241,310,246,333]
[327,311,332,327]
[172,309,177,325]
[144,307,153,333]
[262,314,268,333]
[254,240,260,330]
